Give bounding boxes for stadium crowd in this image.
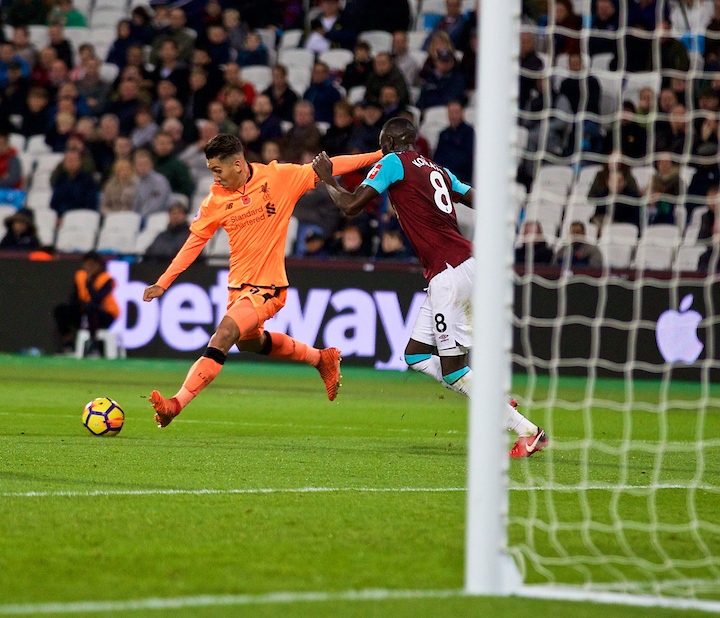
[0,0,719,271]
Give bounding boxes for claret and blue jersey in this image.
[361,151,474,281]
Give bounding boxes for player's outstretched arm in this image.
[458,187,474,207]
[143,233,209,302]
[312,152,379,216]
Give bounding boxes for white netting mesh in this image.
[510,0,720,601]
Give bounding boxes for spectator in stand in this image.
[220,61,256,104]
[237,30,269,67]
[589,0,619,59]
[161,98,198,146]
[160,118,186,152]
[553,221,603,269]
[191,47,223,94]
[422,0,470,52]
[186,67,215,120]
[0,131,23,192]
[331,224,370,258]
[669,0,714,41]
[75,57,110,115]
[207,99,238,134]
[131,148,171,217]
[379,84,404,121]
[655,103,688,154]
[602,101,648,159]
[129,6,154,46]
[636,86,655,127]
[434,100,473,183]
[239,119,262,161]
[261,140,281,164]
[20,86,50,136]
[559,53,602,153]
[322,100,356,156]
[12,26,38,69]
[660,19,690,78]
[30,45,56,88]
[391,30,420,89]
[303,61,342,124]
[263,64,299,122]
[99,157,136,214]
[0,207,39,251]
[292,181,342,255]
[179,120,219,182]
[519,31,544,111]
[281,100,322,162]
[417,49,466,110]
[398,108,431,157]
[553,0,582,55]
[365,52,410,107]
[223,8,249,53]
[3,61,30,116]
[113,134,133,162]
[150,8,195,65]
[51,0,86,27]
[589,165,643,228]
[152,132,194,198]
[106,20,134,68]
[0,41,30,88]
[302,230,330,258]
[458,27,476,93]
[119,44,153,89]
[222,84,253,128]
[626,0,669,72]
[205,23,232,66]
[376,227,414,260]
[45,111,75,152]
[130,105,158,149]
[515,220,554,265]
[304,0,355,52]
[251,93,282,145]
[343,0,410,33]
[150,39,189,95]
[151,79,177,119]
[420,31,454,82]
[704,0,720,70]
[48,23,74,70]
[350,100,384,152]
[647,152,682,225]
[105,78,141,135]
[5,0,49,27]
[698,184,719,241]
[50,148,98,217]
[88,113,120,179]
[144,195,191,261]
[341,40,373,92]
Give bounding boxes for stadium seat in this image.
[562,202,598,229]
[682,223,700,245]
[90,9,127,29]
[287,68,311,98]
[135,211,169,255]
[623,72,662,106]
[603,222,640,243]
[590,53,614,71]
[279,29,303,49]
[642,224,681,244]
[360,30,393,54]
[630,165,655,191]
[591,70,623,118]
[17,153,36,183]
[100,62,119,82]
[75,328,125,360]
[286,216,298,257]
[25,188,52,210]
[680,166,696,188]
[409,49,428,68]
[9,133,25,152]
[569,164,603,202]
[633,241,674,270]
[598,223,639,268]
[422,105,448,126]
[512,183,528,218]
[96,211,142,254]
[241,65,273,93]
[675,245,705,271]
[278,48,314,71]
[407,31,427,51]
[34,152,64,175]
[524,197,564,238]
[28,171,52,192]
[33,209,57,246]
[319,49,354,72]
[27,25,48,48]
[55,209,101,253]
[25,135,51,156]
[207,227,230,257]
[0,205,17,224]
[257,28,277,52]
[532,165,574,200]
[347,85,366,104]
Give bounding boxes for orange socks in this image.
[174,348,226,410]
[267,332,321,366]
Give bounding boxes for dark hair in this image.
[82,250,105,266]
[204,133,243,160]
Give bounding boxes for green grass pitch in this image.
[0,354,718,617]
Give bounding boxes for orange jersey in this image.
[156,152,381,291]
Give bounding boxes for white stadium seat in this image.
[279,29,303,49]
[286,216,298,257]
[675,245,706,271]
[532,165,574,200]
[241,65,273,93]
[55,209,101,252]
[319,49,354,72]
[34,209,57,246]
[25,189,53,211]
[359,30,393,54]
[633,241,674,270]
[207,227,230,257]
[96,211,142,253]
[278,48,314,71]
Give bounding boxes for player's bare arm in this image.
[459,187,474,207]
[312,151,379,216]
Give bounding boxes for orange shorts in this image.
[225,286,287,341]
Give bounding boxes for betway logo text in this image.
[107,261,425,371]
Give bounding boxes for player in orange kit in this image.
[143,134,382,427]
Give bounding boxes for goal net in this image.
[470,0,720,609]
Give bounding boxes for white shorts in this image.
[410,257,474,356]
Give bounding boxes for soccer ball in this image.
[82,397,125,436]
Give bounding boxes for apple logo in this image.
[656,294,704,364]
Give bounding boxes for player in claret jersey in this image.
[143,134,382,427]
[312,117,548,457]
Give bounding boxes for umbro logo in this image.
[226,203,234,210]
[265,203,276,217]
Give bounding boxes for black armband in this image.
[203,346,227,365]
[258,333,273,356]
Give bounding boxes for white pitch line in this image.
[2,482,714,499]
[0,588,462,615]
